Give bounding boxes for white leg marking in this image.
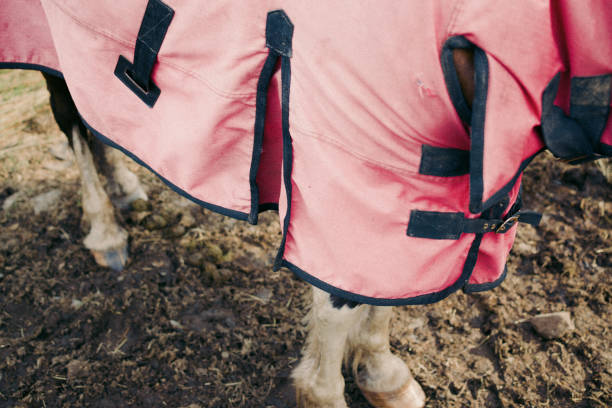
[103,144,147,208]
[292,287,365,408]
[349,306,425,408]
[596,159,612,184]
[72,126,128,269]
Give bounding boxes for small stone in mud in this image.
[179,212,196,228]
[2,191,23,211]
[205,243,224,264]
[130,198,150,212]
[66,359,90,381]
[143,214,168,230]
[186,252,205,267]
[202,262,221,283]
[529,312,575,339]
[2,238,20,254]
[165,224,186,238]
[254,288,273,304]
[179,234,201,251]
[31,189,62,215]
[218,268,233,283]
[129,210,150,224]
[170,320,184,330]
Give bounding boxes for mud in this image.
[1,70,610,407]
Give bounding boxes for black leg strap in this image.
[114,0,174,107]
[407,200,541,240]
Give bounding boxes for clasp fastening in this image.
[496,214,520,233]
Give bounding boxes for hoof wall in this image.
[92,245,129,271]
[360,378,426,408]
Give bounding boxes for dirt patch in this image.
[1,70,610,407]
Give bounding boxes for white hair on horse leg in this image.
[71,125,127,253]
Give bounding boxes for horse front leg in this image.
[292,287,365,408]
[92,142,147,210]
[43,73,129,271]
[348,305,425,408]
[70,126,129,271]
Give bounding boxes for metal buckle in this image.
[496,214,519,233]
[123,67,150,95]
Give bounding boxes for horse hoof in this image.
[91,245,129,271]
[359,377,426,408]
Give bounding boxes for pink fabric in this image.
[1,0,610,302]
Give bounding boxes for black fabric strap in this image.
[419,144,470,177]
[541,73,612,163]
[570,75,612,159]
[407,207,541,240]
[114,0,174,107]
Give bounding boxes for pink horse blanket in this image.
[1,0,611,304]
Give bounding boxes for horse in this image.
[2,1,611,407]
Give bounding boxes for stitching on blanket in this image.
[47,0,259,100]
[290,124,427,179]
[138,13,173,45]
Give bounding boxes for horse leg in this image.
[43,73,129,271]
[348,306,425,408]
[89,140,148,210]
[88,137,148,210]
[292,287,365,408]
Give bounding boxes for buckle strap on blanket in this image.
[114,0,174,107]
[406,203,541,240]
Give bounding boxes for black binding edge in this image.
[80,116,250,220]
[419,144,470,177]
[248,10,293,224]
[570,74,612,157]
[248,52,279,224]
[280,232,483,306]
[441,36,537,215]
[441,36,488,213]
[440,36,473,124]
[114,0,174,108]
[0,62,63,78]
[253,10,294,271]
[464,265,508,293]
[0,63,265,221]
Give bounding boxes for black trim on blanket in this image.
[249,53,279,224]
[1,62,263,223]
[480,150,542,211]
[441,36,489,213]
[541,73,612,163]
[464,265,508,293]
[259,10,295,271]
[281,232,483,306]
[419,144,470,177]
[273,54,293,270]
[570,74,612,158]
[440,36,473,125]
[114,0,174,108]
[248,10,293,225]
[80,117,251,221]
[0,62,64,78]
[601,143,612,156]
[441,36,535,215]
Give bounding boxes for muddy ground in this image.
[0,70,610,407]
